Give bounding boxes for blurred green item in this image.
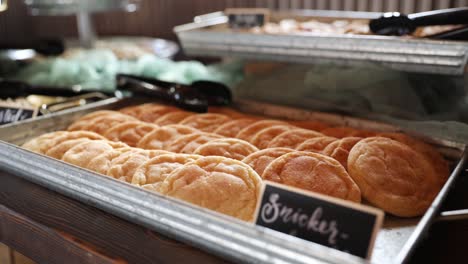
[13,49,243,92]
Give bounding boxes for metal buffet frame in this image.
[174,10,468,76]
[0,97,466,264]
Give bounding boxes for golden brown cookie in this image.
[68,111,136,131]
[378,132,450,186]
[72,110,123,123]
[45,138,92,159]
[107,149,170,182]
[262,151,361,203]
[321,137,362,170]
[213,118,257,138]
[22,131,69,154]
[132,153,201,189]
[348,137,441,217]
[154,111,195,126]
[165,132,224,153]
[208,107,246,118]
[289,120,329,131]
[159,156,263,221]
[137,104,178,122]
[62,140,128,168]
[267,129,323,149]
[136,124,198,150]
[321,126,376,138]
[86,147,134,175]
[250,125,295,149]
[103,121,159,147]
[236,120,288,142]
[119,104,146,118]
[179,113,231,132]
[193,138,259,160]
[69,114,137,134]
[242,147,294,176]
[296,136,338,153]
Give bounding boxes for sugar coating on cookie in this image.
[165,132,223,153]
[262,151,361,203]
[154,111,195,126]
[321,137,362,170]
[194,138,259,160]
[103,121,159,147]
[136,124,198,150]
[22,131,69,154]
[296,136,338,153]
[179,113,231,132]
[250,125,295,149]
[213,118,257,138]
[159,156,263,222]
[267,129,323,149]
[136,104,178,122]
[236,120,288,142]
[62,140,118,168]
[242,147,295,176]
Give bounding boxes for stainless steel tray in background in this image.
[174,10,468,76]
[0,97,465,264]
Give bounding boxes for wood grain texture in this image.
[0,0,464,46]
[0,205,121,264]
[0,171,228,264]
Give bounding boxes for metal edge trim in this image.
[0,142,365,264]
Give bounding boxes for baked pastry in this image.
[236,120,288,142]
[72,110,123,124]
[136,124,198,150]
[107,149,170,182]
[262,151,361,203]
[45,138,93,159]
[321,126,375,138]
[154,111,194,126]
[119,104,146,118]
[103,121,159,147]
[179,113,231,132]
[378,132,450,186]
[296,136,338,153]
[132,153,201,189]
[242,147,294,176]
[267,129,323,148]
[208,107,246,118]
[86,147,134,175]
[68,111,137,132]
[213,118,257,138]
[62,140,128,168]
[165,132,223,153]
[193,138,259,160]
[348,137,441,217]
[69,114,138,135]
[136,104,178,122]
[159,156,263,222]
[321,137,362,169]
[250,125,295,149]
[22,131,69,154]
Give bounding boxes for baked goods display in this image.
[22,103,451,221]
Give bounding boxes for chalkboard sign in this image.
[255,182,384,259]
[226,8,269,29]
[0,105,37,125]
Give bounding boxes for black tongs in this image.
[116,74,232,113]
[0,79,95,98]
[370,7,468,39]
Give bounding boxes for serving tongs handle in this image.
[408,7,468,27]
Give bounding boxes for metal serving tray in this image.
[0,97,465,264]
[174,10,468,76]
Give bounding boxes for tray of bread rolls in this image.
[0,97,465,264]
[174,10,468,76]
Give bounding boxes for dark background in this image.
[0,0,466,46]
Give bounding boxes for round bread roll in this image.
[136,104,178,122]
[22,131,68,154]
[296,136,338,153]
[378,132,450,186]
[236,120,288,142]
[165,132,223,153]
[86,147,134,175]
[242,147,294,176]
[250,125,295,149]
[159,156,263,222]
[193,138,259,160]
[321,137,362,170]
[154,111,194,126]
[62,140,128,168]
[179,113,231,132]
[136,124,198,150]
[107,149,170,183]
[348,137,441,217]
[213,118,257,138]
[132,153,201,189]
[103,121,159,147]
[267,129,323,149]
[262,151,361,203]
